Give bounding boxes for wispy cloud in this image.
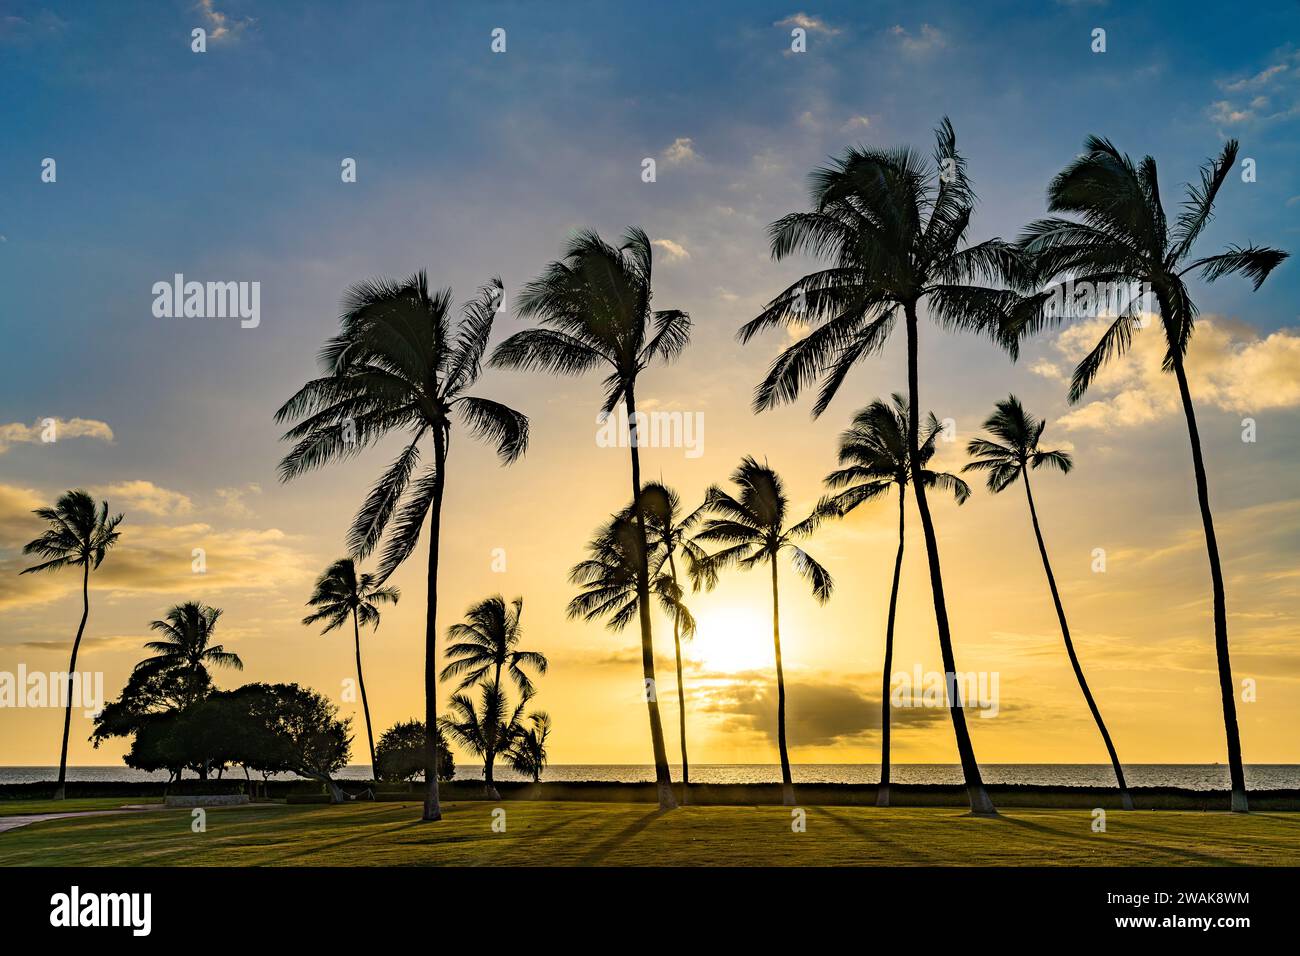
[889,23,947,55]
[774,13,840,36]
[0,417,113,454]
[196,0,255,42]
[661,137,699,166]
[651,238,690,261]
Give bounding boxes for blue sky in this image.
[2,2,1299,767]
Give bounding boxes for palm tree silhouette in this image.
[302,559,399,781]
[738,119,1015,814]
[694,457,834,806]
[627,483,713,804]
[964,395,1133,810]
[822,396,969,807]
[1016,137,1290,812]
[508,711,552,784]
[492,227,691,811]
[136,602,244,704]
[20,490,123,800]
[441,595,548,793]
[440,683,532,799]
[276,275,528,822]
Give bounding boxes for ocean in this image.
[2,764,1298,790]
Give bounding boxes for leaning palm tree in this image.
[302,558,400,781]
[439,683,530,799]
[276,275,528,822]
[1015,138,1290,812]
[738,119,1015,813]
[507,711,552,784]
[822,396,970,807]
[491,227,691,811]
[694,457,834,806]
[626,483,714,804]
[135,602,244,702]
[20,490,123,800]
[964,395,1133,810]
[441,596,547,788]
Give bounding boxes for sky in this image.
[1,0,1298,773]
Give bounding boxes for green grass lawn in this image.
[0,797,163,817]
[2,801,1299,866]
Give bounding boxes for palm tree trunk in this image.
[1022,472,1133,810]
[1173,355,1247,812]
[666,553,690,805]
[771,558,795,806]
[624,385,677,811]
[903,302,995,814]
[422,428,448,822]
[351,608,378,782]
[877,488,906,808]
[484,751,500,800]
[54,562,91,801]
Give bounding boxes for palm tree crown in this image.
[302,558,400,633]
[507,711,552,783]
[136,602,243,693]
[441,596,548,697]
[963,395,1073,493]
[20,490,123,576]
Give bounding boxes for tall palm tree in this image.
[441,595,547,790]
[20,490,123,800]
[276,275,528,822]
[491,227,691,811]
[508,711,552,784]
[302,558,400,780]
[1016,138,1290,812]
[821,396,970,807]
[964,395,1133,810]
[628,482,713,803]
[694,457,834,806]
[136,602,244,697]
[738,119,1014,813]
[439,683,531,799]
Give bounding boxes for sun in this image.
[686,605,774,674]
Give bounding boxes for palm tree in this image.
[439,683,531,799]
[628,483,713,804]
[738,119,1015,813]
[441,596,547,791]
[135,602,244,703]
[821,396,970,807]
[508,711,552,784]
[491,227,691,811]
[964,395,1133,810]
[302,558,400,781]
[1016,138,1290,812]
[694,457,833,806]
[276,275,528,822]
[20,490,124,800]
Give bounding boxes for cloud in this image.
[889,23,947,55]
[1208,50,1300,128]
[661,137,699,166]
[0,417,113,454]
[1034,317,1300,431]
[196,0,254,42]
[840,115,872,133]
[215,482,262,518]
[90,480,193,518]
[775,13,840,36]
[651,238,690,262]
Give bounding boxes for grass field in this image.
[2,801,1299,866]
[0,797,163,817]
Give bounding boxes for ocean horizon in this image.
[3,764,1298,790]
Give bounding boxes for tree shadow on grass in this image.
[575,808,670,866]
[816,807,936,863]
[996,813,1235,866]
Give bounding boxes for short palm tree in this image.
[441,596,547,790]
[276,275,528,822]
[822,395,969,807]
[491,227,691,811]
[508,711,552,784]
[964,395,1133,810]
[439,683,531,799]
[136,602,244,701]
[694,457,834,806]
[738,120,1015,813]
[302,558,399,780]
[20,490,123,799]
[629,482,713,803]
[1016,137,1290,812]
